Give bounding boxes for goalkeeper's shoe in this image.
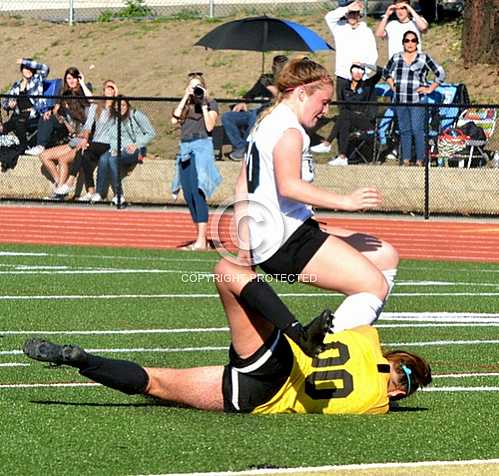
[22,338,87,366]
[289,309,334,357]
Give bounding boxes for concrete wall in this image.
[2,155,499,215]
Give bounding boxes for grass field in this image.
[0,243,498,476]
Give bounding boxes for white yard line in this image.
[136,458,499,476]
[433,372,499,378]
[4,291,499,300]
[2,338,499,357]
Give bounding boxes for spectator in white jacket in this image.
[325,0,378,102]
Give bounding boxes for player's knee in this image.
[368,269,389,301]
[381,241,400,269]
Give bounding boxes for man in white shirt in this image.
[375,0,429,59]
[325,0,378,103]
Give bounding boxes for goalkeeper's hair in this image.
[383,350,432,396]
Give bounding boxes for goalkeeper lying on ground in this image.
[23,259,431,414]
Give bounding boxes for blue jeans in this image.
[395,104,426,164]
[179,153,208,223]
[96,147,146,196]
[221,108,258,151]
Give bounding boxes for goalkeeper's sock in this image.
[240,277,306,342]
[332,292,384,332]
[77,354,149,395]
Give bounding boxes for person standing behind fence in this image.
[325,1,378,106]
[171,73,221,251]
[94,96,155,206]
[0,58,50,152]
[375,1,429,60]
[383,31,445,166]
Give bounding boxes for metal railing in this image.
[0,93,498,217]
[0,1,416,23]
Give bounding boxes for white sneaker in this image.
[328,156,348,166]
[77,192,93,202]
[310,142,331,154]
[25,145,45,156]
[55,183,73,196]
[386,149,398,161]
[111,194,125,206]
[90,193,102,203]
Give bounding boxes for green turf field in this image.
[0,243,498,476]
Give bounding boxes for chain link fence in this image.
[0,1,419,23]
[0,92,498,217]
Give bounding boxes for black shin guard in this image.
[78,355,149,395]
[240,277,305,342]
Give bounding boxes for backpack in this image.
[0,144,24,172]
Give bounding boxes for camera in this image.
[193,85,205,100]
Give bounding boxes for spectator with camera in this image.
[93,96,156,206]
[171,73,221,251]
[0,58,50,152]
[375,1,429,59]
[221,55,288,161]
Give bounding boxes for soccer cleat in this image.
[295,309,334,357]
[22,338,88,366]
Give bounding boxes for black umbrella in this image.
[195,16,333,71]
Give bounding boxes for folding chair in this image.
[347,127,378,164]
[453,108,497,168]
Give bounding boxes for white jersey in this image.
[245,103,314,264]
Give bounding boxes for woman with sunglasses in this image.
[383,30,445,166]
[171,72,221,251]
[212,57,399,357]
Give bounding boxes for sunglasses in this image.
[188,72,203,77]
[403,38,418,44]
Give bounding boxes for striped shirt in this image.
[383,52,445,103]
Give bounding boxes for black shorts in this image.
[222,329,293,413]
[259,218,329,282]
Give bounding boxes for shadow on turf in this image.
[30,397,188,409]
[31,400,156,408]
[390,404,429,412]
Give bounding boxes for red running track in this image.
[1,205,499,263]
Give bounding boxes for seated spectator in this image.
[0,58,50,152]
[221,55,288,160]
[39,88,90,197]
[311,63,382,166]
[26,66,92,156]
[55,80,119,201]
[93,96,156,206]
[375,0,429,59]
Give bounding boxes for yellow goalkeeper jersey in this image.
[252,326,390,415]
